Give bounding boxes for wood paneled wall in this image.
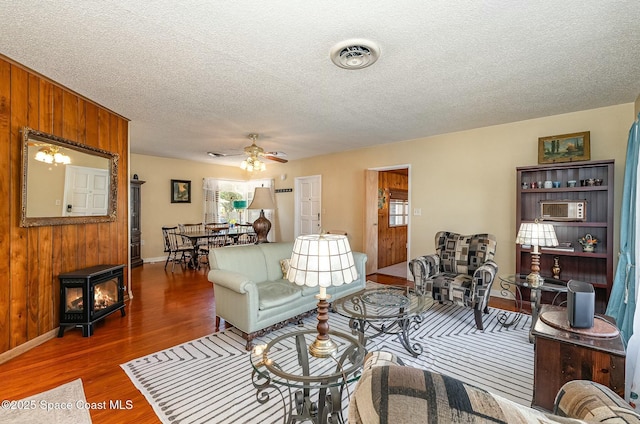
[377,169,408,268]
[0,56,129,355]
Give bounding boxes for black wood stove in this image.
[58,264,126,337]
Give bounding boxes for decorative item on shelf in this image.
[248,187,275,243]
[516,219,559,287]
[578,234,598,252]
[287,234,358,358]
[552,256,561,279]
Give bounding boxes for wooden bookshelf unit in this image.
[516,160,614,312]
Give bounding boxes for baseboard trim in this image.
[0,328,59,365]
[144,256,167,264]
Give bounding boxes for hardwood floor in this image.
[0,263,220,423]
[0,263,516,423]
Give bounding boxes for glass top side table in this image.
[498,274,568,342]
[250,329,365,424]
[333,285,434,356]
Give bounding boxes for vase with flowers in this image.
[578,234,598,252]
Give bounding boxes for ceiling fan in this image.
[242,133,288,164]
[207,133,288,166]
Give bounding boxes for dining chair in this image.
[208,234,233,249]
[162,226,195,272]
[179,223,210,268]
[236,233,256,245]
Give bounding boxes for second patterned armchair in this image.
[409,231,498,330]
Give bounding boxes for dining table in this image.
[179,226,257,268]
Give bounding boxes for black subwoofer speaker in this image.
[567,279,595,328]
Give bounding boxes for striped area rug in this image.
[122,285,533,424]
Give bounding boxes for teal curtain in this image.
[606,112,639,345]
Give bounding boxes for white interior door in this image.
[63,165,109,216]
[295,175,322,236]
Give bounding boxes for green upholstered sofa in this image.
[349,351,640,424]
[208,242,367,349]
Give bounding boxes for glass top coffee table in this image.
[333,285,434,356]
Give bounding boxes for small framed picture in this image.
[538,131,590,164]
[171,179,191,203]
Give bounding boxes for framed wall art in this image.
[538,131,590,164]
[171,179,191,203]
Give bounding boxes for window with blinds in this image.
[388,189,408,227]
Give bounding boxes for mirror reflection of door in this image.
[295,175,322,236]
[63,165,109,216]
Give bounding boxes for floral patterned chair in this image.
[409,231,498,329]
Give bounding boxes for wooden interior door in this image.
[377,170,408,268]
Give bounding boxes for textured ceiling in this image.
[2,1,639,166]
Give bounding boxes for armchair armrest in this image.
[470,259,498,309]
[363,351,405,370]
[472,260,498,287]
[207,269,257,295]
[409,254,439,295]
[554,380,640,422]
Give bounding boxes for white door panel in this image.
[64,165,109,216]
[295,175,322,237]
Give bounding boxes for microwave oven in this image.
[540,200,586,221]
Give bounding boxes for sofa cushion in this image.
[432,272,473,307]
[257,280,302,310]
[259,242,295,281]
[210,244,268,283]
[280,259,290,279]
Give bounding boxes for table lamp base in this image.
[309,337,338,358]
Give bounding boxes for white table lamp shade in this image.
[288,234,358,287]
[515,222,558,247]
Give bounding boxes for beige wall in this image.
[132,103,635,278]
[636,93,640,115]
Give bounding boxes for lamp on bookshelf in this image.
[516,219,558,287]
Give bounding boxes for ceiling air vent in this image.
[330,39,380,70]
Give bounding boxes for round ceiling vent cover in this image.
[330,39,380,70]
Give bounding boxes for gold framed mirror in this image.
[20,127,119,227]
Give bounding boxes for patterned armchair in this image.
[409,231,498,329]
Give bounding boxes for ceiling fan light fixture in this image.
[330,39,380,70]
[34,145,71,165]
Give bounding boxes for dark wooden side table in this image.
[531,305,625,411]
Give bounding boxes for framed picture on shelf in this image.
[538,131,590,164]
[171,179,191,203]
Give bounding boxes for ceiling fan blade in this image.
[207,151,244,158]
[263,154,288,163]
